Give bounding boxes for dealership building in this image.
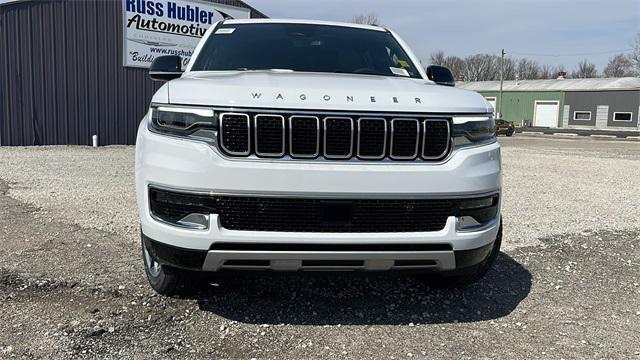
[459,77,640,130]
[0,0,266,146]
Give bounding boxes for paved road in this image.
[0,136,639,359]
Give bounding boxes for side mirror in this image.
[426,65,455,87]
[149,55,183,81]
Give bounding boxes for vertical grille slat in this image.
[423,119,450,159]
[219,113,250,156]
[289,116,320,158]
[323,117,353,159]
[357,118,387,159]
[390,118,419,160]
[254,114,285,157]
[218,110,454,161]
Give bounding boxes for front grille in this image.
[290,116,319,157]
[357,118,386,159]
[217,110,453,161]
[254,115,285,156]
[149,187,455,233]
[390,119,419,159]
[323,117,353,158]
[423,120,450,158]
[220,113,250,155]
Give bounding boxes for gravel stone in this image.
[0,136,639,359]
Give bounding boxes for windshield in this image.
[190,23,422,79]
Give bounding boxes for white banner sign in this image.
[122,0,250,68]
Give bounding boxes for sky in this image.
[244,0,639,72]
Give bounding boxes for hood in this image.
[166,71,490,114]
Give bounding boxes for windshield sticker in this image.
[215,28,235,34]
[398,60,411,68]
[390,67,410,77]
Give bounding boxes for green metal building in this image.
[458,77,640,130]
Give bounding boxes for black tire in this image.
[142,239,200,296]
[418,220,502,288]
[506,130,514,137]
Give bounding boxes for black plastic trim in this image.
[142,233,207,271]
[454,241,494,269]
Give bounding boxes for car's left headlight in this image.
[148,104,217,142]
[451,115,496,148]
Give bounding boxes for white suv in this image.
[136,19,501,295]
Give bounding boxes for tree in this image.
[502,57,517,80]
[350,13,381,26]
[463,54,500,81]
[603,54,634,77]
[570,59,598,78]
[539,64,553,79]
[630,33,640,76]
[430,50,465,80]
[516,58,541,80]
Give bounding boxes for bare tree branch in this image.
[570,59,598,78]
[350,13,381,26]
[603,53,635,77]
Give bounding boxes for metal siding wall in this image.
[477,91,564,127]
[0,0,265,146]
[565,90,640,128]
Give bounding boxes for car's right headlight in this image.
[451,115,496,148]
[148,104,217,143]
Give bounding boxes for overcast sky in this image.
[244,0,639,71]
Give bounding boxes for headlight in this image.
[451,116,496,148]
[149,104,217,142]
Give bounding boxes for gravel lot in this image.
[0,136,639,359]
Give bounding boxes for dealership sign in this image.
[122,0,250,68]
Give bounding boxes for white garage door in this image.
[485,97,497,116]
[534,101,559,127]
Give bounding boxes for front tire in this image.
[418,220,502,288]
[142,239,199,296]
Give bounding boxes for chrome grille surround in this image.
[254,114,285,157]
[357,117,387,160]
[323,117,354,159]
[389,118,420,160]
[289,115,320,158]
[215,108,460,162]
[422,119,451,160]
[219,112,251,156]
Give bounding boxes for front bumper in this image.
[136,121,502,271]
[142,232,495,272]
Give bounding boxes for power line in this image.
[507,49,633,57]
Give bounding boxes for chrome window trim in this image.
[289,115,320,158]
[219,112,251,156]
[389,118,419,160]
[357,117,387,160]
[323,117,354,159]
[254,114,285,157]
[422,119,451,160]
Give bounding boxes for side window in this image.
[573,111,591,121]
[613,112,632,122]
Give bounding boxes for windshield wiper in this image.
[234,68,295,72]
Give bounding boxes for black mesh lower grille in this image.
[324,117,353,158]
[255,115,284,156]
[220,114,249,154]
[391,119,419,159]
[290,116,319,157]
[149,188,455,233]
[358,118,386,158]
[423,120,450,159]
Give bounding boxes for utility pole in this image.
[498,49,505,119]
